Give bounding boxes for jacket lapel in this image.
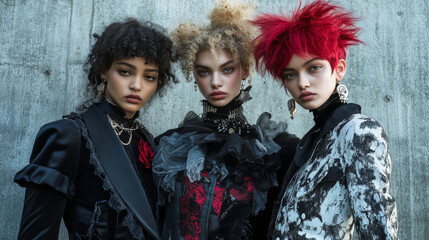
[83,105,159,240]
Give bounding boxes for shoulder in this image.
[336,114,387,141]
[38,118,81,139]
[15,119,82,198]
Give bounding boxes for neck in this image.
[202,95,244,120]
[99,98,139,124]
[202,91,251,135]
[310,93,345,127]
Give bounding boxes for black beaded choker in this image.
[202,89,251,135]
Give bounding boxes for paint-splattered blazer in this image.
[272,104,398,240]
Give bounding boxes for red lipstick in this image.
[126,94,142,104]
[299,91,316,101]
[210,91,226,100]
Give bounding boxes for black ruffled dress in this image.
[14,99,159,240]
[153,93,298,240]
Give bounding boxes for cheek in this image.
[285,84,297,97]
[145,82,158,96]
[228,73,242,90]
[196,80,210,94]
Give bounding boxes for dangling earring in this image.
[96,82,105,98]
[194,81,198,92]
[288,98,296,119]
[336,83,349,103]
[238,79,252,102]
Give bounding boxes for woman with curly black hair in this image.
[14,19,176,240]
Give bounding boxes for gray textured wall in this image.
[1,0,427,239]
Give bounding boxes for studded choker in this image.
[202,88,252,135]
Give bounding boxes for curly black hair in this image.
[85,18,177,97]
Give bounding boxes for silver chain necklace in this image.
[107,114,138,145]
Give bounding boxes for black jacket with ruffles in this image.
[153,96,299,240]
[14,99,159,240]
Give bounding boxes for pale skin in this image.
[281,54,346,110]
[193,49,249,107]
[101,57,159,118]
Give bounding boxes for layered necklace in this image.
[107,114,138,145]
[202,93,251,135]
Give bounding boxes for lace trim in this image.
[66,114,145,240]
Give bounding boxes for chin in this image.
[208,100,229,107]
[299,101,323,110]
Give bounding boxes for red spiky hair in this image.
[252,0,363,80]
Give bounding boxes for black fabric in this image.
[15,119,81,199]
[267,95,361,238]
[82,103,158,239]
[250,132,299,239]
[14,99,158,240]
[154,110,299,240]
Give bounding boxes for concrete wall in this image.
[1,0,427,239]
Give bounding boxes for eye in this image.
[197,70,209,76]
[224,67,234,73]
[282,73,296,81]
[118,69,131,76]
[145,75,157,81]
[309,65,322,72]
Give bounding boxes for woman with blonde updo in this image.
[152,1,298,239]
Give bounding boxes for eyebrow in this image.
[116,62,159,73]
[116,62,136,70]
[282,58,323,72]
[194,60,235,69]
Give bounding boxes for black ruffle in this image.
[153,111,287,214]
[14,119,81,199]
[14,164,76,199]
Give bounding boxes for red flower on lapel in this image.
[138,140,154,168]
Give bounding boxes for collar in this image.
[201,88,251,135]
[82,105,159,239]
[202,96,244,120]
[98,98,140,125]
[310,93,345,127]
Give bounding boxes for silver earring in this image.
[336,83,348,103]
[97,82,105,98]
[288,98,296,119]
[194,82,198,91]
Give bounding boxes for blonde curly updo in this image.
[171,0,257,82]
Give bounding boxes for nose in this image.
[211,72,223,89]
[130,76,142,91]
[298,73,310,90]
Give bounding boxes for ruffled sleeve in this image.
[14,119,81,199]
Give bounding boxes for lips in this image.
[299,91,316,101]
[126,94,142,103]
[210,91,226,100]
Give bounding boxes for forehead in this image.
[195,49,235,67]
[113,57,158,70]
[285,54,328,68]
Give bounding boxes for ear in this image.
[100,72,107,82]
[335,59,347,83]
[241,65,250,80]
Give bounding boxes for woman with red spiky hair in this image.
[252,1,398,239]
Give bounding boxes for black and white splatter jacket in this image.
[272,95,398,240]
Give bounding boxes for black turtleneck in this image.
[310,93,345,128]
